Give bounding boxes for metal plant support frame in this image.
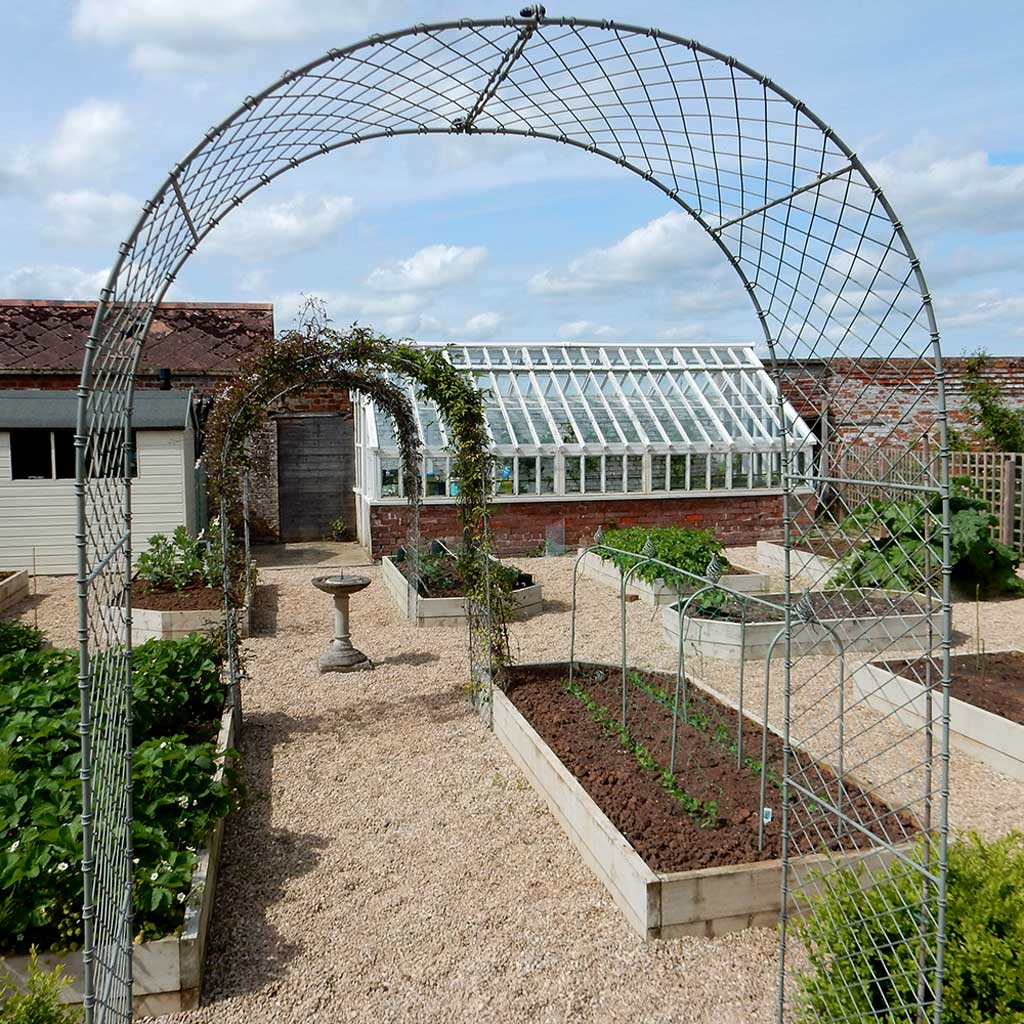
[74,10,951,1023]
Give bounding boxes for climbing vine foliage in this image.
[202,302,511,668]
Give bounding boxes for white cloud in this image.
[72,0,402,71]
[4,100,131,184]
[937,289,1024,331]
[558,320,616,340]
[868,148,1024,234]
[365,244,486,291]
[204,193,354,259]
[454,312,501,340]
[0,264,110,299]
[44,190,139,243]
[529,212,719,295]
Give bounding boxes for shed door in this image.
[276,415,354,542]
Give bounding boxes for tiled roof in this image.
[0,300,274,373]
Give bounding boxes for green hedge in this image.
[796,832,1024,1023]
[0,634,241,953]
[599,526,727,591]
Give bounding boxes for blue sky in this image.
[1,1,1022,354]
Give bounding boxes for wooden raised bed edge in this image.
[853,654,1024,781]
[382,554,543,627]
[578,549,770,607]
[756,540,836,581]
[0,686,238,1015]
[0,570,30,615]
[487,660,909,939]
[128,604,250,644]
[662,591,934,661]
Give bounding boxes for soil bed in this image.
[395,554,533,599]
[690,589,923,624]
[504,662,914,873]
[879,651,1024,725]
[133,579,228,611]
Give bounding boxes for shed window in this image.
[10,429,85,480]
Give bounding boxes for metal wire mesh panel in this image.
[76,13,948,1022]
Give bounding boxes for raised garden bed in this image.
[662,590,933,660]
[0,699,236,1015]
[492,661,912,938]
[131,582,248,643]
[756,539,839,580]
[382,553,543,627]
[578,549,769,606]
[0,570,29,615]
[853,650,1024,780]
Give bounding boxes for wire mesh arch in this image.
[76,10,951,1023]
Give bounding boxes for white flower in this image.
[150,871,159,881]
[176,892,187,903]
[56,861,69,872]
[159,742,167,749]
[133,857,140,865]
[177,796,189,808]
[15,735,22,743]
[9,840,20,852]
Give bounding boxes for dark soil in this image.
[504,662,916,873]
[685,589,925,624]
[879,651,1024,725]
[133,579,227,611]
[792,535,863,559]
[0,572,12,582]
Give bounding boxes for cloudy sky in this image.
[1,1,1022,353]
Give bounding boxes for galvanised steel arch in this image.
[76,8,952,1022]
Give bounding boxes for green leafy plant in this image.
[599,526,728,593]
[0,636,240,954]
[960,350,1024,451]
[795,832,1024,1023]
[136,526,227,592]
[327,515,349,542]
[0,950,83,1023]
[833,481,1024,596]
[0,623,45,658]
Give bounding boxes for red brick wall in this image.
[368,493,788,558]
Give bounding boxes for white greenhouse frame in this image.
[353,341,816,544]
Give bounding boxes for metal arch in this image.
[75,14,952,1024]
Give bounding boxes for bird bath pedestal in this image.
[311,574,373,673]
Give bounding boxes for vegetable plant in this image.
[135,525,228,592]
[599,526,728,593]
[795,832,1024,1023]
[0,623,45,658]
[0,634,240,954]
[0,949,82,1023]
[833,480,1024,597]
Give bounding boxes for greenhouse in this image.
[352,342,816,554]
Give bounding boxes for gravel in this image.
[6,552,1023,1023]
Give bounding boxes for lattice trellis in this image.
[76,10,951,1023]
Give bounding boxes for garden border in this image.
[490,661,910,939]
[130,605,250,644]
[853,654,1024,780]
[381,555,543,628]
[0,570,29,615]
[0,691,237,1014]
[662,591,934,660]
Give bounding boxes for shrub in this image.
[0,950,82,1023]
[833,482,1024,597]
[795,832,1024,1023]
[600,526,727,592]
[0,636,239,953]
[0,623,45,658]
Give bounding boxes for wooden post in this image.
[1000,457,1016,546]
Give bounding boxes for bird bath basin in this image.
[311,574,373,673]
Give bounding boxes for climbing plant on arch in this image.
[74,10,952,1023]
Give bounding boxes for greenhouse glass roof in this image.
[367,343,814,454]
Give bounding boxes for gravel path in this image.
[6,554,1023,1022]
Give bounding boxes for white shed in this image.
[0,389,198,575]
